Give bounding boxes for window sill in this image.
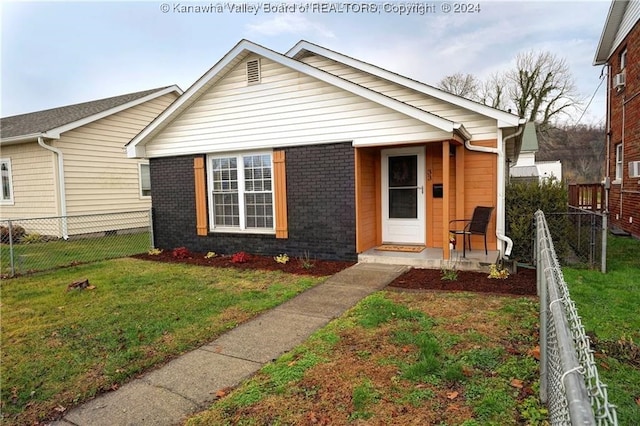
[210,227,275,235]
[612,179,622,185]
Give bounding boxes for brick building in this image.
[595,0,640,238]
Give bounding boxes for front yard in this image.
[0,258,325,425]
[185,291,544,425]
[2,235,637,425]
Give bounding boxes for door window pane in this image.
[389,188,417,218]
[388,156,417,187]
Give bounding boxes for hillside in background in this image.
[536,124,606,184]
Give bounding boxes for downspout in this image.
[465,124,525,258]
[38,136,68,239]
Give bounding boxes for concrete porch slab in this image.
[358,247,501,272]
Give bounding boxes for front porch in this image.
[358,246,501,272]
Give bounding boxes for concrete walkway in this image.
[51,263,407,426]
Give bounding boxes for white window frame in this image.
[206,151,275,234]
[615,143,623,182]
[138,162,151,198]
[1,158,14,205]
[620,48,627,71]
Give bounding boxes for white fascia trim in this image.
[127,40,459,158]
[48,85,182,139]
[287,41,521,127]
[0,133,47,145]
[594,0,629,65]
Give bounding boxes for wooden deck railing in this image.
[568,183,605,211]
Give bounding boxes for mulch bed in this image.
[388,267,537,295]
[131,250,356,277]
[132,249,537,296]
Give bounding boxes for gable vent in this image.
[246,59,261,84]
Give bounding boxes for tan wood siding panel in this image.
[146,58,451,157]
[194,157,208,236]
[0,142,58,219]
[463,141,497,249]
[301,55,498,140]
[355,148,379,252]
[57,93,177,215]
[273,150,288,239]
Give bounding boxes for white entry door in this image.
[381,147,425,244]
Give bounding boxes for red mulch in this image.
[131,250,356,277]
[388,267,537,296]
[132,249,536,295]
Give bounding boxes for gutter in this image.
[37,136,69,239]
[464,121,525,258]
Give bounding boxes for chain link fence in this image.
[1,210,153,277]
[535,210,617,425]
[508,207,606,271]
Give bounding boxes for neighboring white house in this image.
[510,122,562,182]
[0,86,181,236]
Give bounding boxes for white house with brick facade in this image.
[127,40,525,263]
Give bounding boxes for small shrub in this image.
[1,225,26,243]
[204,251,217,259]
[172,247,191,259]
[148,248,163,255]
[21,233,43,244]
[488,264,509,279]
[298,251,314,269]
[274,253,289,264]
[231,251,249,263]
[440,268,458,281]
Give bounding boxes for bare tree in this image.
[506,51,582,128]
[436,50,582,127]
[436,72,480,99]
[478,72,508,110]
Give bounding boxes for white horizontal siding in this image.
[56,92,177,215]
[0,142,58,220]
[146,56,452,157]
[612,1,640,56]
[301,55,498,140]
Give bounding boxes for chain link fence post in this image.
[601,212,608,273]
[8,219,16,276]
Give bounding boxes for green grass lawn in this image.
[0,258,325,425]
[564,234,640,424]
[1,232,151,276]
[185,292,544,425]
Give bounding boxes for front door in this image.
[381,147,425,244]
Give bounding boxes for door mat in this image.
[375,245,425,253]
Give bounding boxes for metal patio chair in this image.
[449,206,494,257]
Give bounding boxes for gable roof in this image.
[286,40,522,128]
[594,0,639,65]
[128,39,523,158]
[0,85,182,144]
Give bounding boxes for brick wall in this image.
[607,19,640,237]
[149,142,357,260]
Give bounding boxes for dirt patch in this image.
[388,267,537,296]
[132,250,356,277]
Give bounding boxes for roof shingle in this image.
[1,87,171,139]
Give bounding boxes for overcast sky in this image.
[1,1,611,126]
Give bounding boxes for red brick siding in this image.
[607,19,640,237]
